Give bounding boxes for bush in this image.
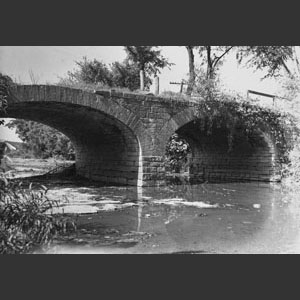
[281,139,300,183]
[0,73,16,124]
[0,176,76,254]
[165,134,191,173]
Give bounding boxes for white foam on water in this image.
[153,198,219,208]
[46,205,100,214]
[98,202,137,211]
[97,200,122,204]
[142,196,153,200]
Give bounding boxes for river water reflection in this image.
[41,181,300,254]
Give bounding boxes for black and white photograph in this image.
[1,45,300,254]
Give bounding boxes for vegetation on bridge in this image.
[163,89,298,175]
[196,92,297,162]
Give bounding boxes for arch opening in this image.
[3,101,142,186]
[5,119,75,160]
[166,119,279,183]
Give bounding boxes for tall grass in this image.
[0,176,76,254]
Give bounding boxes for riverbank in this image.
[7,157,74,178]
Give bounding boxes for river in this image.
[9,158,300,254]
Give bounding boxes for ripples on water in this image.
[9,158,300,253]
[41,180,300,254]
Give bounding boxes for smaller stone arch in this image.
[161,107,281,183]
[156,106,198,154]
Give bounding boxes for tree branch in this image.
[293,46,300,76]
[212,46,234,68]
[280,57,293,78]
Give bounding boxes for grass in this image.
[0,173,76,254]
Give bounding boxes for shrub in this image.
[0,73,76,254]
[281,138,300,185]
[0,176,76,254]
[165,134,191,173]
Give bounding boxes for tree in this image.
[236,46,294,79]
[110,60,152,91]
[124,46,173,91]
[0,73,15,124]
[196,46,294,81]
[184,46,234,96]
[183,46,296,97]
[67,56,113,86]
[185,46,197,96]
[61,56,152,91]
[183,46,235,96]
[193,68,222,101]
[198,46,234,80]
[6,120,74,159]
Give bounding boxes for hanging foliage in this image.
[195,93,298,164]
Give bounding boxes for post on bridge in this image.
[169,80,188,94]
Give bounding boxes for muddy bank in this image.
[7,157,75,179]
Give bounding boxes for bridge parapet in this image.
[94,89,201,105]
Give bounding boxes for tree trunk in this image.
[154,76,159,95]
[186,46,196,96]
[140,69,145,91]
[206,46,214,80]
[293,46,300,76]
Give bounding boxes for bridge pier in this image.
[4,85,286,187]
[141,156,166,187]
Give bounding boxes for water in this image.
[41,181,300,254]
[8,158,300,254]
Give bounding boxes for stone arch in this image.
[11,85,152,149]
[4,85,157,185]
[161,107,280,182]
[157,106,197,154]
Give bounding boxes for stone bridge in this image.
[3,85,281,186]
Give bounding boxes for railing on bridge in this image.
[247,89,293,110]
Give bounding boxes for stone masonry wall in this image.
[74,122,142,186]
[181,126,280,183]
[6,85,283,186]
[141,156,166,187]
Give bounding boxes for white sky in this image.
[0,46,286,142]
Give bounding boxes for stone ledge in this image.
[94,89,200,106]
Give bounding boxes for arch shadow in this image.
[3,101,143,186]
